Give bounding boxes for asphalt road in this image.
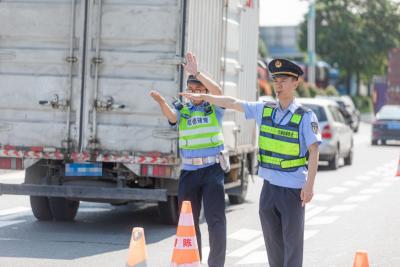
[0,122,399,267]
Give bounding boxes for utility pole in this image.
[307,0,316,86]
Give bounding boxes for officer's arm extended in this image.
[149,91,177,124]
[180,93,244,113]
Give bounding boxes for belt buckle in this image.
[192,158,203,166]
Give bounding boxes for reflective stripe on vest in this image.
[178,105,224,150]
[258,104,307,172]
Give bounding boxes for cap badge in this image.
[275,60,282,68]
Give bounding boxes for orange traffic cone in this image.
[396,158,400,177]
[353,250,369,267]
[170,201,201,267]
[126,227,148,267]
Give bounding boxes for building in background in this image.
[259,26,303,59]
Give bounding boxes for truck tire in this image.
[158,195,179,225]
[49,197,79,221]
[25,162,53,221]
[228,158,249,205]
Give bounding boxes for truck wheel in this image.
[158,196,179,225]
[25,162,53,221]
[49,197,79,221]
[228,159,249,205]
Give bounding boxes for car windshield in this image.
[377,105,400,120]
[302,104,328,122]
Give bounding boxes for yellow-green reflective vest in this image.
[178,104,224,150]
[258,104,308,172]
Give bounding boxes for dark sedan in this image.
[372,105,400,145]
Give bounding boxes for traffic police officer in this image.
[181,58,321,267]
[150,52,227,267]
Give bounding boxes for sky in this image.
[259,0,309,26]
[259,0,400,27]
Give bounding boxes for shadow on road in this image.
[0,202,176,260]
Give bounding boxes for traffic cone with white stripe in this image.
[353,250,369,267]
[126,227,148,267]
[396,157,400,177]
[170,201,201,267]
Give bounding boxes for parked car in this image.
[371,105,400,145]
[297,98,354,170]
[316,95,361,132]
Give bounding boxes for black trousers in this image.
[259,180,305,267]
[178,163,226,267]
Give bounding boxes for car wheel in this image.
[381,140,387,145]
[344,147,353,166]
[328,150,339,170]
[371,139,378,146]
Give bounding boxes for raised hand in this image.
[150,90,166,105]
[183,52,198,76]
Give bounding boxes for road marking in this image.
[0,220,25,228]
[355,175,372,181]
[384,177,398,182]
[313,194,334,201]
[233,230,320,265]
[201,246,210,264]
[0,207,31,217]
[327,204,357,212]
[306,206,327,221]
[306,216,339,226]
[0,171,25,181]
[79,207,112,212]
[372,182,392,187]
[228,228,262,242]
[304,230,320,240]
[328,187,349,194]
[228,237,264,258]
[359,188,383,194]
[342,181,361,187]
[344,195,371,203]
[236,250,267,265]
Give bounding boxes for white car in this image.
[297,98,354,170]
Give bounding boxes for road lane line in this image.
[0,207,31,217]
[228,237,264,258]
[236,250,267,265]
[228,228,262,242]
[306,216,339,226]
[312,194,334,201]
[327,204,357,212]
[328,187,349,194]
[306,206,327,221]
[342,181,361,187]
[344,195,371,202]
[359,188,383,194]
[372,182,392,187]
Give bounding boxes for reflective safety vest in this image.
[258,104,308,172]
[178,104,224,150]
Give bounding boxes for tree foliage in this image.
[298,0,400,91]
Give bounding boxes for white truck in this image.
[0,0,259,224]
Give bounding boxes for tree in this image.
[258,38,268,58]
[298,0,400,95]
